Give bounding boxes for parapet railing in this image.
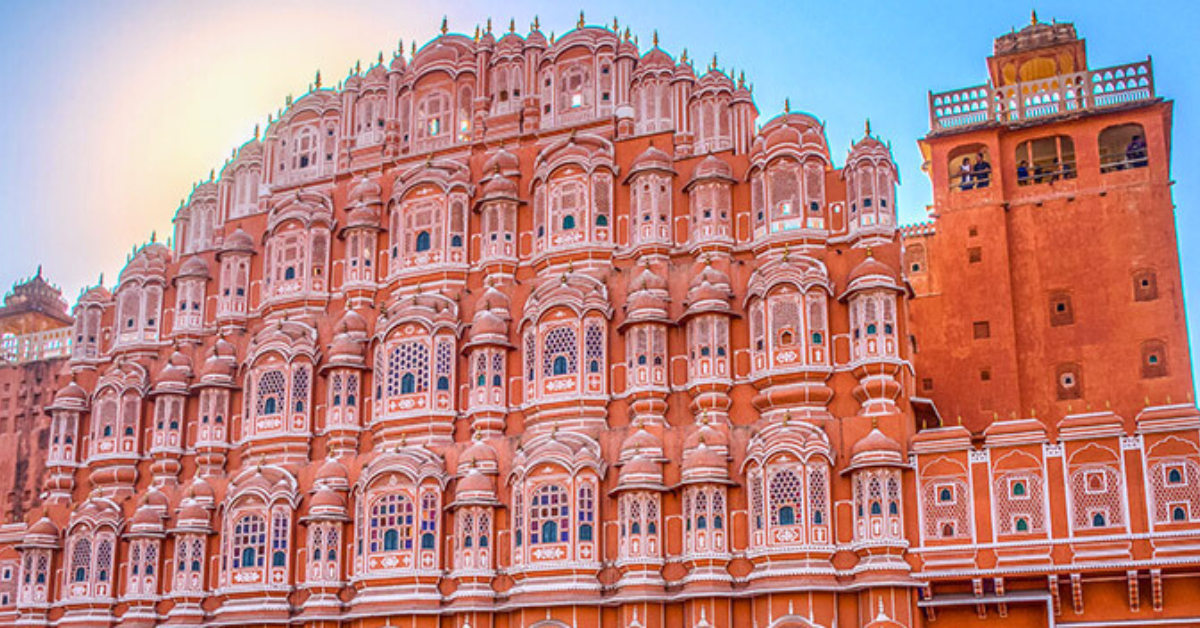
[0,328,72,364]
[929,58,1154,133]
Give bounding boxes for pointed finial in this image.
[653,30,659,47]
[1031,9,1038,25]
[355,59,361,73]
[550,31,555,43]
[509,18,516,33]
[784,97,790,112]
[612,17,618,31]
[314,70,322,88]
[487,17,492,33]
[209,168,215,181]
[533,15,540,30]
[865,118,871,136]
[578,11,585,29]
[151,231,156,243]
[739,70,745,88]
[681,48,688,63]
[711,53,718,71]
[441,16,449,34]
[474,25,480,41]
[377,51,384,64]
[397,38,403,56]
[253,123,260,139]
[623,26,631,41]
[285,93,293,106]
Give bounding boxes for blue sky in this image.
[0,0,1196,391]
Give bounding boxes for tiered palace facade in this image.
[1,13,1195,628]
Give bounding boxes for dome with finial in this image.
[345,177,384,230]
[482,147,520,178]
[326,310,369,369]
[175,255,211,280]
[199,336,238,387]
[130,502,164,534]
[452,466,499,507]
[681,439,731,485]
[696,66,735,93]
[626,143,674,180]
[848,426,905,470]
[468,308,509,344]
[308,486,348,519]
[457,436,499,476]
[175,498,211,530]
[751,112,829,163]
[684,261,734,317]
[49,379,89,412]
[25,517,60,546]
[78,283,113,306]
[119,243,171,284]
[842,253,902,297]
[616,452,666,492]
[634,36,675,77]
[219,227,256,255]
[314,456,351,490]
[478,283,512,315]
[619,424,664,464]
[153,349,193,394]
[480,172,520,202]
[686,153,736,188]
[348,175,383,207]
[187,476,216,505]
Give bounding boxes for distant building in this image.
[0,13,1194,628]
[0,268,71,541]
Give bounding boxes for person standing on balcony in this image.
[1127,135,1148,168]
[958,157,974,190]
[972,152,991,188]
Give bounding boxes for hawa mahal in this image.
[0,12,1193,628]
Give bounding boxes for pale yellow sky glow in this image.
[6,1,675,299]
[91,3,441,272]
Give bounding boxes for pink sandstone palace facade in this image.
[0,13,1194,628]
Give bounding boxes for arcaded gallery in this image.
[0,13,1193,628]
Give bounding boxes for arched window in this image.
[947,144,992,191]
[1092,512,1107,527]
[562,214,576,230]
[401,373,416,394]
[530,484,569,545]
[232,514,266,569]
[415,231,431,252]
[1015,135,1077,185]
[70,536,91,582]
[769,468,804,527]
[416,91,450,142]
[1016,517,1029,532]
[1099,123,1148,172]
[1173,506,1187,522]
[1012,481,1027,497]
[370,493,414,554]
[1168,468,1184,484]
